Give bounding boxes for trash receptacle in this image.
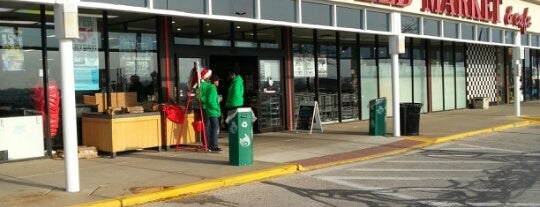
[400,103,423,136]
[369,97,387,136]
[225,107,257,166]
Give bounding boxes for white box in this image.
[473,97,489,109]
[0,115,44,160]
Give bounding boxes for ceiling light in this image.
[207,30,212,33]
[0,20,37,25]
[236,25,241,29]
[171,21,176,24]
[0,8,14,12]
[177,28,182,31]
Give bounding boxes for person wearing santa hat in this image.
[196,68,212,147]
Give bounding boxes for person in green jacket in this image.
[195,68,212,146]
[226,67,244,115]
[205,75,222,152]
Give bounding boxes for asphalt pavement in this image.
[0,101,539,207]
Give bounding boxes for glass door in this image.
[258,59,283,131]
[177,57,205,104]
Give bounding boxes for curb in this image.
[71,164,299,207]
[406,119,538,145]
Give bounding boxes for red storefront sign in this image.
[420,0,502,23]
[504,7,531,34]
[420,0,531,34]
[355,0,412,7]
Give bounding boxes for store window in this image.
[399,38,412,104]
[317,30,337,123]
[82,0,146,7]
[412,38,428,113]
[461,24,475,40]
[532,35,539,47]
[378,36,392,116]
[339,32,359,120]
[154,0,206,14]
[430,41,443,111]
[257,25,281,49]
[478,27,489,42]
[337,6,362,29]
[423,18,440,37]
[203,20,231,47]
[213,0,255,19]
[401,15,419,34]
[524,48,532,100]
[456,43,466,108]
[260,0,296,22]
[443,21,458,38]
[173,17,200,45]
[301,1,332,26]
[505,30,514,44]
[292,28,315,113]
[108,14,158,103]
[521,34,529,46]
[0,5,44,109]
[359,34,377,120]
[531,50,539,100]
[234,22,256,48]
[443,41,455,110]
[366,11,389,32]
[492,29,503,43]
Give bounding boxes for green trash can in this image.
[225,107,256,166]
[368,97,387,136]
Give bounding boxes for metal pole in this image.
[390,12,402,137]
[513,31,523,117]
[390,36,400,137]
[55,1,80,192]
[514,68,521,116]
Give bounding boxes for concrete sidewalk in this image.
[1,101,539,207]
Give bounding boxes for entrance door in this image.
[177,57,205,104]
[258,59,283,132]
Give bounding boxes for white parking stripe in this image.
[315,176,477,181]
[347,168,483,172]
[385,160,540,163]
[457,143,525,153]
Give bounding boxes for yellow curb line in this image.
[406,120,537,146]
[521,117,540,122]
[72,164,299,207]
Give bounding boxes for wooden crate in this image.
[82,113,161,157]
[93,92,138,112]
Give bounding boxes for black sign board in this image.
[295,101,323,134]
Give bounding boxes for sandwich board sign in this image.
[295,101,323,134]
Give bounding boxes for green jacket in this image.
[205,85,221,117]
[226,75,244,108]
[197,81,211,109]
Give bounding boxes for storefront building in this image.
[0,0,539,161]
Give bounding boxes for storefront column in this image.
[513,48,524,116]
[390,12,404,137]
[55,0,80,192]
[513,32,524,117]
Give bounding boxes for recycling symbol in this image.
[239,134,251,147]
[229,121,238,134]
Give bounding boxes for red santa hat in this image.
[201,68,212,80]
